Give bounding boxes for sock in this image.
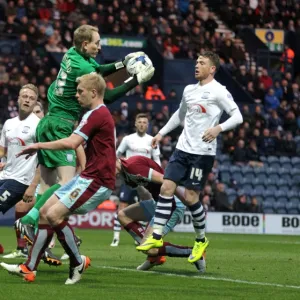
[124,222,145,244]
[35,184,61,210]
[25,224,54,271]
[152,195,173,239]
[113,212,121,239]
[15,211,27,249]
[21,185,61,225]
[53,221,82,267]
[158,242,192,257]
[188,201,206,240]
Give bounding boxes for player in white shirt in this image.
[137,51,243,263]
[110,113,161,246]
[0,84,40,258]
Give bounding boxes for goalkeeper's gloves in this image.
[135,65,155,84]
[122,51,145,66]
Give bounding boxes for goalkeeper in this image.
[16,25,154,234]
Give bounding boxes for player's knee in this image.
[161,181,176,197]
[147,248,159,256]
[184,189,200,205]
[117,209,126,224]
[46,209,59,226]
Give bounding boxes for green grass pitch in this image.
[0,227,299,300]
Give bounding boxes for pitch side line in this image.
[174,235,300,245]
[95,265,300,290]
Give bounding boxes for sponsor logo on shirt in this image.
[188,104,207,114]
[8,137,26,146]
[66,153,74,162]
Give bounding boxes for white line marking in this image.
[174,235,300,245]
[95,265,300,290]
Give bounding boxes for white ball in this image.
[126,55,153,76]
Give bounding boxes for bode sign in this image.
[67,209,300,236]
[174,212,300,235]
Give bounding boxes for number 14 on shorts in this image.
[190,168,203,182]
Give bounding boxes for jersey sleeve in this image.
[151,146,161,166]
[0,121,7,148]
[217,89,239,114]
[218,88,243,131]
[116,136,128,157]
[74,109,101,141]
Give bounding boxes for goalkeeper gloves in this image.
[135,65,155,84]
[122,51,146,66]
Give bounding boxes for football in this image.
[126,54,153,76]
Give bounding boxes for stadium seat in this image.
[219,154,231,166]
[259,156,267,163]
[279,168,291,182]
[228,195,236,204]
[267,156,281,169]
[231,171,243,183]
[220,171,231,184]
[263,208,275,214]
[265,167,278,176]
[264,178,278,192]
[291,157,300,169]
[274,190,286,200]
[279,156,291,167]
[262,200,274,210]
[256,173,268,182]
[276,208,287,214]
[286,200,299,211]
[287,209,299,215]
[241,165,254,176]
[269,173,280,182]
[276,197,289,203]
[263,190,275,199]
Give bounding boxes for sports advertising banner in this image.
[174,212,300,236]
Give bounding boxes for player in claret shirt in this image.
[16,24,154,235]
[115,155,206,273]
[111,113,161,247]
[1,74,116,285]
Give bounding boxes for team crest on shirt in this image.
[22,126,30,134]
[188,104,207,114]
[201,92,210,99]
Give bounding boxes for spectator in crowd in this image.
[232,139,247,166]
[264,88,280,112]
[214,183,232,212]
[246,140,263,168]
[249,197,262,214]
[233,192,249,213]
[145,84,166,101]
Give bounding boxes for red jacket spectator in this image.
[145,85,166,101]
[259,69,273,90]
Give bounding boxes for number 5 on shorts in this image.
[190,168,203,181]
[0,190,11,202]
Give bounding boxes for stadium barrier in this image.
[2,209,300,235]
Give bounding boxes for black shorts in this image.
[0,179,28,214]
[119,184,139,204]
[164,149,215,190]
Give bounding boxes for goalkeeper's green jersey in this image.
[47,47,138,121]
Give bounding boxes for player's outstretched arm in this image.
[104,65,154,104]
[96,52,145,77]
[16,134,84,159]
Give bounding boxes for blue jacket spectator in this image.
[264,88,280,111]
